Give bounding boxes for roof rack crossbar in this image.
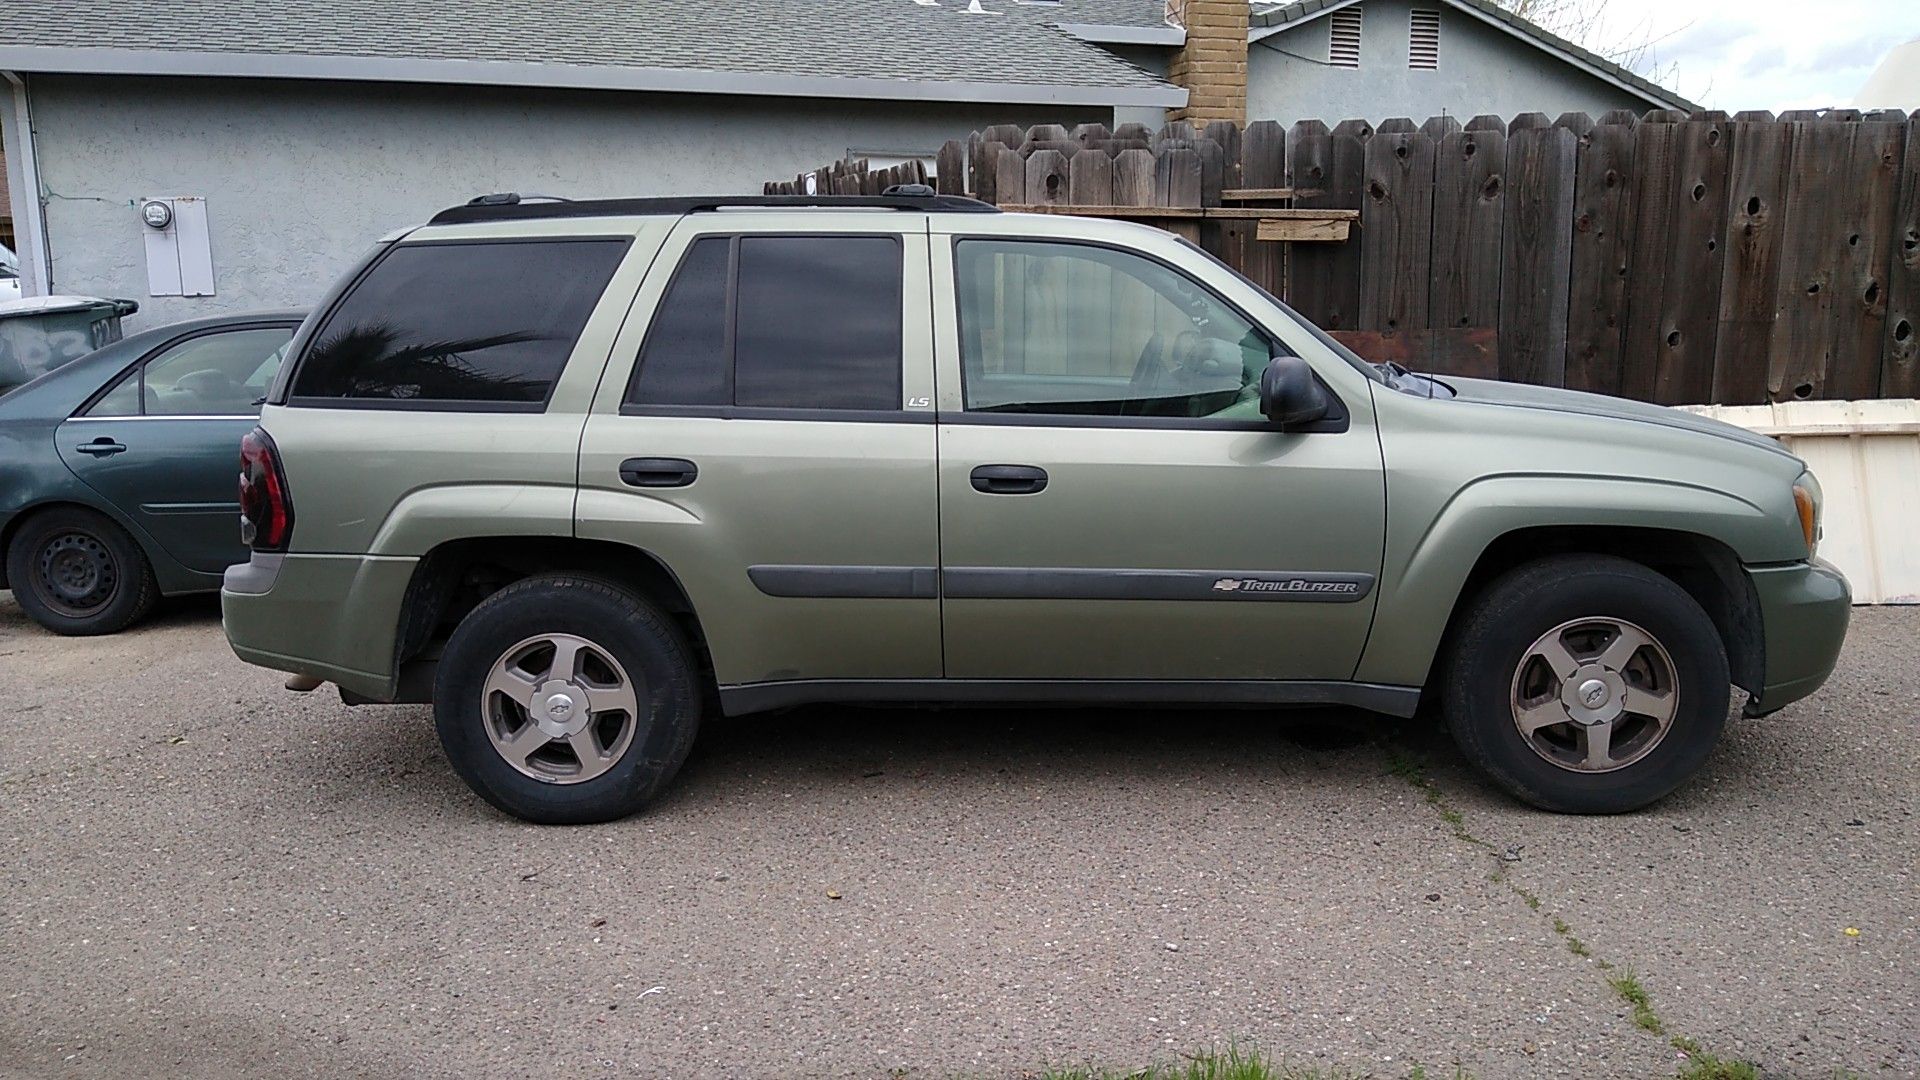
[429,192,998,225]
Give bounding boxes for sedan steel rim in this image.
[481,633,641,785]
[35,530,119,616]
[1509,617,1679,774]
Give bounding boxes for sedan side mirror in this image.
[1258,355,1330,428]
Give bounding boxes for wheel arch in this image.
[383,534,715,702]
[0,497,177,593]
[1378,524,1764,704]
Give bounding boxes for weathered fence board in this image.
[1770,116,1853,400]
[1288,119,1372,330]
[1712,113,1793,404]
[1828,119,1904,400]
[1565,112,1637,395]
[1499,114,1577,384]
[1359,125,1437,331]
[1650,114,1734,404]
[1431,120,1506,334]
[1886,112,1920,398]
[1240,119,1288,295]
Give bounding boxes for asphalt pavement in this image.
[1,593,1913,1079]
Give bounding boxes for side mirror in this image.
[1258,355,1330,428]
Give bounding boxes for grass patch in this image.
[1607,971,1665,1035]
[1030,1044,1381,1080]
[1565,935,1591,958]
[1672,1053,1759,1080]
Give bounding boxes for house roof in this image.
[0,0,1186,108]
[1250,0,1697,112]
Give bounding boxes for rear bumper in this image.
[221,550,417,701]
[1745,557,1851,716]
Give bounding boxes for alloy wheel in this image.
[1508,617,1679,773]
[480,633,642,784]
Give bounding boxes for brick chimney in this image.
[1165,0,1248,127]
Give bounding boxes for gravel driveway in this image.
[1,594,1913,1079]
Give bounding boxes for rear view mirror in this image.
[1258,355,1330,428]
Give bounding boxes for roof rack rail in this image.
[429,190,998,225]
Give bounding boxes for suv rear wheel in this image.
[434,575,702,824]
[1441,555,1730,813]
[5,506,158,635]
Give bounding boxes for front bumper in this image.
[1745,557,1851,716]
[221,550,417,701]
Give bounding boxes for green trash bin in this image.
[0,295,141,394]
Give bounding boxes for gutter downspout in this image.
[3,71,51,297]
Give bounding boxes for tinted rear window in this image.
[290,238,628,406]
[626,234,902,413]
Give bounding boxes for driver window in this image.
[131,328,293,416]
[954,239,1276,420]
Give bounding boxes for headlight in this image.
[1792,472,1822,556]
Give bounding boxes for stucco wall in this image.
[21,75,1103,328]
[1247,0,1659,127]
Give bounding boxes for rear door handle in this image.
[970,464,1048,495]
[76,437,127,457]
[619,457,698,488]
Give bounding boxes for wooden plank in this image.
[1257,218,1352,242]
[994,147,1027,208]
[1327,328,1499,378]
[1422,114,1463,141]
[1620,114,1682,399]
[996,205,1357,222]
[1113,148,1157,206]
[1649,115,1735,403]
[1071,122,1112,148]
[936,140,967,195]
[1828,118,1904,399]
[1770,117,1852,399]
[1885,111,1920,398]
[1712,112,1792,404]
[1221,187,1321,200]
[1498,113,1577,385]
[1359,127,1437,331]
[1067,149,1114,206]
[1288,118,1371,330]
[1240,120,1289,295]
[1157,146,1203,243]
[1024,148,1072,207]
[1431,121,1506,334]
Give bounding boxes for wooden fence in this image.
[906,111,1920,406]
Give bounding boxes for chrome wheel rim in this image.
[34,530,119,616]
[481,633,641,784]
[1509,617,1679,774]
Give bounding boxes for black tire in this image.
[1441,554,1730,814]
[433,574,702,825]
[4,506,159,636]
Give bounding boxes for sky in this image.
[1573,0,1920,111]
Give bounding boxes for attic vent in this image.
[1329,6,1363,68]
[1409,9,1440,69]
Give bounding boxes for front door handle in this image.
[619,457,699,488]
[75,437,127,457]
[970,464,1048,495]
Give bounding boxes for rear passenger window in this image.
[291,238,628,406]
[626,235,902,413]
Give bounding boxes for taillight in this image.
[238,426,295,551]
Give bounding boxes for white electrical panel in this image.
[141,196,215,297]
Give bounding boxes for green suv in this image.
[222,189,1850,824]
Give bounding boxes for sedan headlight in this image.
[1792,471,1822,556]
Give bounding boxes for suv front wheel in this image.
[434,575,702,824]
[1442,555,1730,813]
